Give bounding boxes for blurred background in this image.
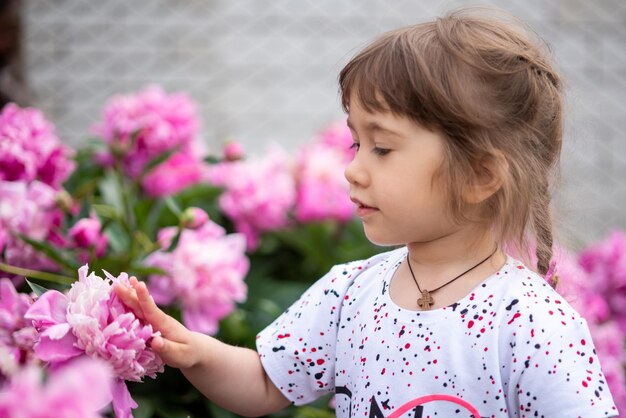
[2,0,626,247]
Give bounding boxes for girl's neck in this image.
[405,223,498,280]
[390,223,505,311]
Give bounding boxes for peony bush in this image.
[0,87,624,417]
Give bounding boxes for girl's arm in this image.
[115,277,291,417]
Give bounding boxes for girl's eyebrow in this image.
[346,119,402,138]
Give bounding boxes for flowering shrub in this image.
[0,357,113,418]
[25,265,164,417]
[0,279,37,381]
[0,103,74,188]
[145,216,249,335]
[209,146,296,250]
[0,180,64,273]
[1,88,624,417]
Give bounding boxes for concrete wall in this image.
[20,0,626,245]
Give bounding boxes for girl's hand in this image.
[114,277,200,369]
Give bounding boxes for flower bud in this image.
[55,189,75,213]
[223,140,245,161]
[180,207,209,230]
[68,216,108,256]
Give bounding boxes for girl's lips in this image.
[356,205,378,218]
[351,197,378,218]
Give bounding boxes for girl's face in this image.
[345,96,457,246]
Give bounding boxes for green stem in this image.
[0,262,75,285]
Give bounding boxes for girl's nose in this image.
[344,154,368,187]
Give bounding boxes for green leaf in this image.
[165,229,182,252]
[130,396,155,418]
[293,407,336,418]
[129,264,167,278]
[25,279,49,297]
[175,183,222,203]
[17,234,79,271]
[99,170,125,214]
[155,403,192,418]
[105,222,131,253]
[140,148,180,177]
[207,402,237,418]
[164,197,182,217]
[92,204,121,220]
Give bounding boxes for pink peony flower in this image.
[549,247,610,324]
[209,146,296,249]
[0,103,75,189]
[294,141,354,223]
[91,85,202,179]
[141,152,210,197]
[578,231,626,330]
[180,207,209,230]
[24,265,164,418]
[0,279,37,381]
[145,220,249,335]
[316,122,356,163]
[0,357,113,418]
[0,180,63,273]
[222,140,245,161]
[68,215,108,259]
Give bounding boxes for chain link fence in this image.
[19,0,626,246]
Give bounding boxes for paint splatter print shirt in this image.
[257,248,618,417]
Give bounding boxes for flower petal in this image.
[24,290,68,326]
[111,379,138,418]
[34,330,81,362]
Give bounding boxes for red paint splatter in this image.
[468,320,475,329]
[507,312,521,325]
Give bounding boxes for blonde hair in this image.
[339,8,563,275]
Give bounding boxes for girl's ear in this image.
[463,150,508,204]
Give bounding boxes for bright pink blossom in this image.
[209,147,296,249]
[316,122,356,163]
[145,220,249,334]
[0,180,63,273]
[549,247,610,324]
[0,103,75,189]
[0,357,113,418]
[25,265,164,418]
[578,231,626,330]
[294,141,353,223]
[68,215,108,259]
[141,152,210,197]
[91,85,202,179]
[0,279,37,381]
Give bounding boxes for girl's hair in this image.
[339,7,563,275]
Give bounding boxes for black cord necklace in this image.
[406,247,498,310]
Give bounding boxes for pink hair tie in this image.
[544,259,558,288]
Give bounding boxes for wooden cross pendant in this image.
[417,289,434,310]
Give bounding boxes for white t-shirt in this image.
[257,247,618,417]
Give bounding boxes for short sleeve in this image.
[515,316,618,417]
[256,262,359,405]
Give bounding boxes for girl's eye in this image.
[373,147,390,156]
[349,142,360,151]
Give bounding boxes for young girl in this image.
[116,8,618,418]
